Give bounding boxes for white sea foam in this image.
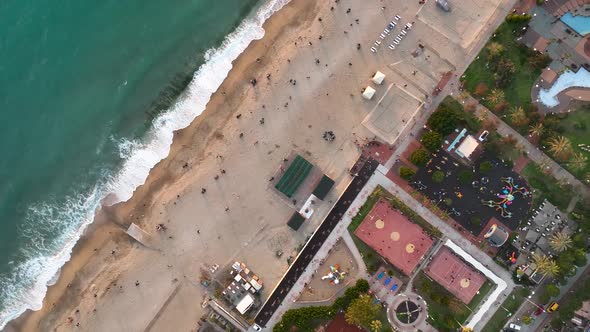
[0,0,290,329]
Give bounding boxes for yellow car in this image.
[547,301,559,313]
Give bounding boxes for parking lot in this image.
[512,200,570,257]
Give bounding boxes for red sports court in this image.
[424,246,486,304]
[354,199,434,276]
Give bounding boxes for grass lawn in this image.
[521,162,574,210]
[462,21,541,111]
[375,307,394,332]
[548,108,590,180]
[413,272,472,332]
[481,287,531,332]
[468,279,494,310]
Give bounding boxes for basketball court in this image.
[424,246,486,304]
[354,199,434,276]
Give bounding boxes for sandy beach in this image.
[4,0,510,330]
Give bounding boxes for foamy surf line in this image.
[0,0,290,329]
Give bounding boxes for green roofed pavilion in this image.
[312,175,335,200]
[287,212,305,231]
[275,154,313,198]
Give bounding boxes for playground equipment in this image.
[509,252,517,264]
[321,264,347,285]
[483,177,530,218]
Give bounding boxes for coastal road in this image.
[254,158,379,328]
[510,254,590,332]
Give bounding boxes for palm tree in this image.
[487,89,505,105]
[549,231,573,252]
[541,260,560,278]
[532,252,549,269]
[529,123,544,137]
[568,152,588,172]
[547,136,573,160]
[510,106,529,127]
[487,42,504,58]
[532,253,559,277]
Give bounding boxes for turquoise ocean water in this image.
[0,0,289,327]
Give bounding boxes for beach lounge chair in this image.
[379,34,386,39]
[384,28,390,34]
[394,37,402,43]
[370,47,377,53]
[390,284,398,292]
[394,15,401,20]
[405,23,413,30]
[374,40,381,46]
[400,30,407,35]
[377,271,385,280]
[393,40,400,45]
[388,44,395,50]
[384,278,391,285]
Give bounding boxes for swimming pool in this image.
[560,12,590,36]
[538,68,590,107]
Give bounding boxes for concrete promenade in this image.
[260,165,516,331]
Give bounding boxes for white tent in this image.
[372,71,386,85]
[362,86,376,100]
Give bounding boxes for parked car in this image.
[478,130,489,141]
[509,323,522,330]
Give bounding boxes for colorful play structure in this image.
[482,177,530,218]
[321,264,347,285]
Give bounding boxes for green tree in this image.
[574,248,587,266]
[487,88,505,105]
[522,315,532,325]
[509,106,529,127]
[369,320,382,332]
[568,153,588,172]
[432,170,445,183]
[493,59,516,88]
[547,136,573,161]
[399,166,415,180]
[529,123,544,137]
[345,294,380,327]
[486,42,504,59]
[410,149,431,167]
[458,170,473,184]
[545,284,560,298]
[421,131,443,152]
[540,259,560,278]
[529,53,552,69]
[427,107,459,136]
[479,161,493,173]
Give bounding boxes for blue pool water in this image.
[561,12,590,36]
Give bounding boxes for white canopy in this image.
[236,294,254,314]
[362,86,376,100]
[372,71,386,85]
[456,135,479,160]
